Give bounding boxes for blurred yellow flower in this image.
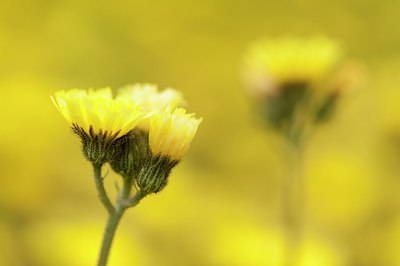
[118,84,186,130]
[243,36,342,95]
[118,83,185,111]
[149,108,202,161]
[51,88,143,140]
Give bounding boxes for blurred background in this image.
[1,0,400,265]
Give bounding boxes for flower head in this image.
[117,84,186,130]
[243,36,342,96]
[241,36,355,138]
[135,108,201,194]
[51,88,144,164]
[51,88,143,139]
[148,108,202,161]
[118,84,185,112]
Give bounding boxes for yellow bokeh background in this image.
[1,0,400,265]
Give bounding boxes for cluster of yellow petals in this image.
[117,84,186,130]
[117,84,185,112]
[149,108,203,161]
[51,84,202,160]
[50,88,143,139]
[243,36,342,88]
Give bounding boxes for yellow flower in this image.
[243,36,342,93]
[51,88,143,140]
[117,84,186,130]
[149,108,202,161]
[117,84,185,112]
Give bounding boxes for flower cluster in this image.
[242,36,363,142]
[51,84,202,194]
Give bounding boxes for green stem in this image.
[282,141,304,266]
[97,178,147,266]
[126,190,147,208]
[97,205,125,266]
[93,164,115,214]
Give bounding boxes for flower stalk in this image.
[97,206,124,266]
[96,171,147,266]
[93,164,115,214]
[282,139,304,266]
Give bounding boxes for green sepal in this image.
[136,155,178,194]
[109,129,149,179]
[314,92,339,123]
[261,82,310,131]
[73,124,127,165]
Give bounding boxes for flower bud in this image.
[136,156,178,194]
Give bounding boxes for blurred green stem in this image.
[282,139,304,266]
[93,165,147,266]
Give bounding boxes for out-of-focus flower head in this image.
[242,36,366,141]
[117,84,186,130]
[243,36,342,97]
